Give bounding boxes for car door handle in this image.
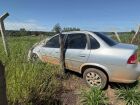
[55,52,59,53]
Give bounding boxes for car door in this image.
[40,35,60,64]
[65,33,90,72]
[49,34,73,69]
[40,34,72,68]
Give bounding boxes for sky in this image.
[0,0,140,32]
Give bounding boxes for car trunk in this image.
[112,43,138,64]
[113,43,138,50]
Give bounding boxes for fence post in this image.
[114,31,121,42]
[131,26,140,44]
[0,61,8,105]
[0,13,10,57]
[59,33,65,74]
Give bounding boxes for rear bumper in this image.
[127,64,140,81]
[110,64,140,83]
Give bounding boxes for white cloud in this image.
[5,20,48,31]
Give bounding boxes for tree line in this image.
[5,29,56,37]
[0,23,81,37]
[0,23,137,37]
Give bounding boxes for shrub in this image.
[80,87,108,105]
[116,87,140,105]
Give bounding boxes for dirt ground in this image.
[59,70,138,105]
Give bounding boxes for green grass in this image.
[0,36,62,105]
[80,87,109,105]
[116,86,140,105]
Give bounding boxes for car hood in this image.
[29,39,48,52]
[113,43,138,50]
[32,39,49,47]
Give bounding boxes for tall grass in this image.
[116,86,140,105]
[0,36,62,104]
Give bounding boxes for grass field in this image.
[0,34,140,105]
[0,36,63,105]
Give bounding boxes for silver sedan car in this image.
[28,31,140,89]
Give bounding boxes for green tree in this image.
[131,30,135,34]
[52,23,61,33]
[20,28,27,36]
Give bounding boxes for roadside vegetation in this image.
[0,32,140,105]
[0,36,63,104]
[80,87,109,105]
[116,86,140,105]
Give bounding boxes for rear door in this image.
[65,33,90,72]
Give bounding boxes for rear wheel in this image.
[83,68,107,89]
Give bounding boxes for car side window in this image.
[89,35,100,49]
[66,33,87,49]
[45,35,60,48]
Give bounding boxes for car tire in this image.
[83,68,107,89]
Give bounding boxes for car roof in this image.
[62,30,91,34]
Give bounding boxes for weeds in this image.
[116,86,140,105]
[0,36,63,104]
[80,87,109,105]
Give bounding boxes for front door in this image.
[40,35,60,64]
[41,34,73,69]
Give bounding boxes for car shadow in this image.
[55,69,83,81]
[108,81,139,89]
[64,69,83,78]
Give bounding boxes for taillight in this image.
[127,53,137,64]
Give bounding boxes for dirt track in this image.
[60,70,140,105]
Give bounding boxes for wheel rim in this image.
[86,72,102,87]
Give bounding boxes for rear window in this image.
[94,32,118,46]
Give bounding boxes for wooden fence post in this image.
[59,33,65,74]
[0,13,10,57]
[0,61,8,105]
[114,31,121,42]
[131,26,140,44]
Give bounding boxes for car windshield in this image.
[93,32,118,46]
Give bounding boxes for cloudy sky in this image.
[0,0,140,32]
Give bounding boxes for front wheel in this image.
[31,53,40,62]
[83,68,108,89]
